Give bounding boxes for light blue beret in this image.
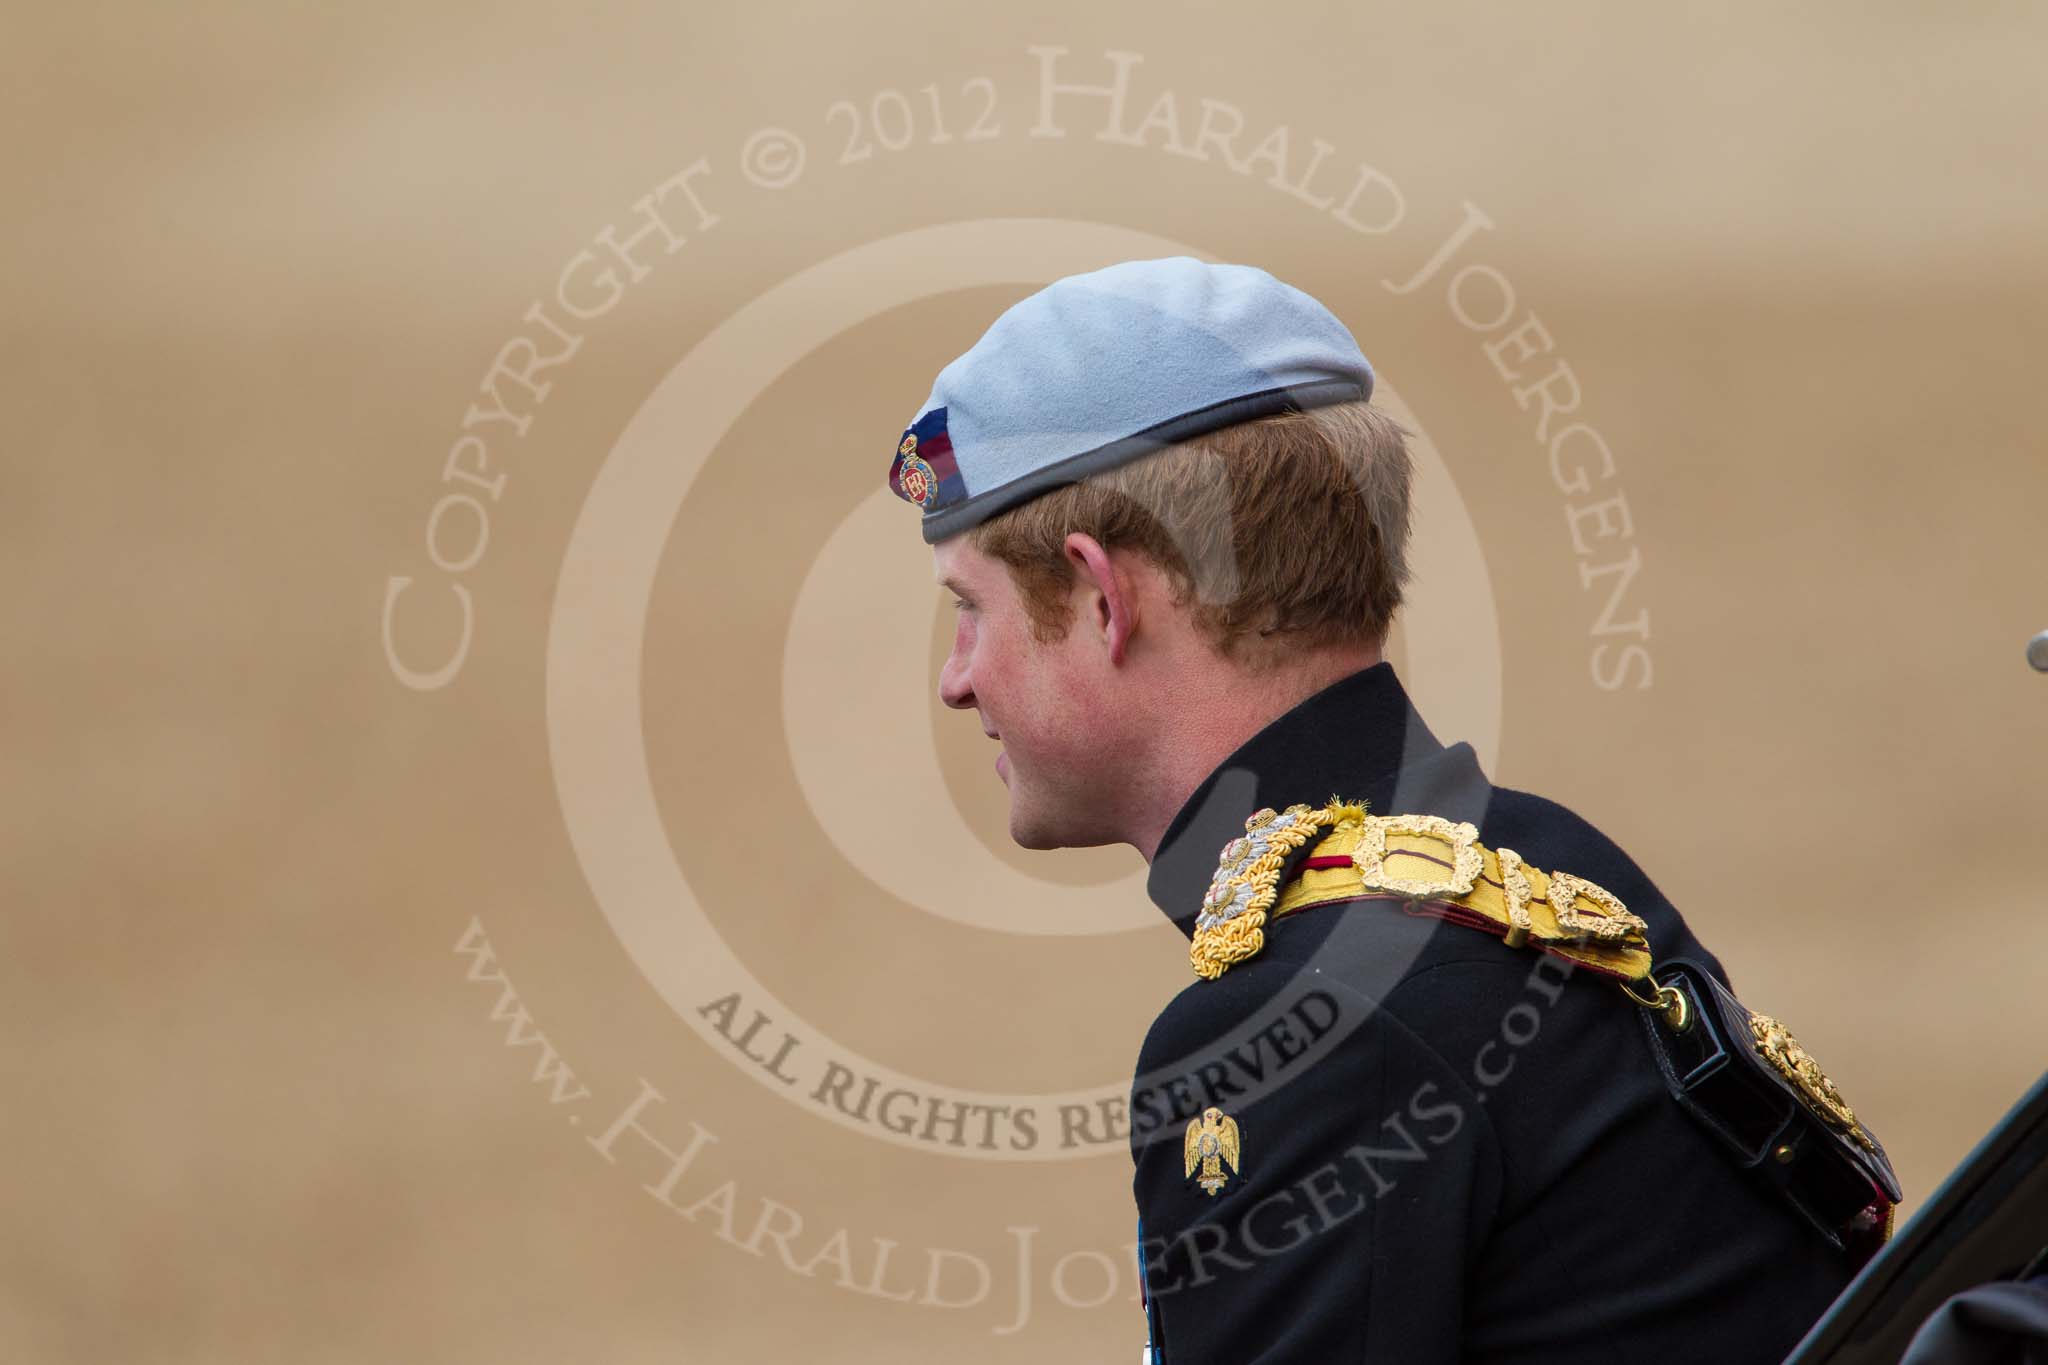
[888,257,1375,543]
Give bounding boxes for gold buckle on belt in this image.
[1547,870,1650,942]
[1352,814,1484,901]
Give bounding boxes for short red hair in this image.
[967,400,1413,664]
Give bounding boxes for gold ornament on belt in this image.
[1750,1013,1874,1151]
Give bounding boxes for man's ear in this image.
[1063,533,1139,666]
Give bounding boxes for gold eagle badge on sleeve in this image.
[1184,1107,1242,1196]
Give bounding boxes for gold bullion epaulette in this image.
[1191,800,1657,990]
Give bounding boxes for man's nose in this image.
[938,648,974,710]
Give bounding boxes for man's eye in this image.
[951,597,971,612]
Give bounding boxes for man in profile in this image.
[888,257,1885,1362]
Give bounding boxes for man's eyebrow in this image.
[937,576,973,597]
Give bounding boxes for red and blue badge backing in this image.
[888,407,965,513]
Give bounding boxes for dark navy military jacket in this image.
[1131,663,1857,1363]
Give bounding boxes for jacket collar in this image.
[1145,663,1490,937]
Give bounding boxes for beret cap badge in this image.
[896,434,936,509]
[888,408,959,513]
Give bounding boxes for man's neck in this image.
[1129,642,1383,863]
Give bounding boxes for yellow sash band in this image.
[1191,801,1655,984]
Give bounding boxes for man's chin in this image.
[1006,802,1115,852]
[1003,800,1053,849]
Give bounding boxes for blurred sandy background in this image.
[6,4,2046,1362]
